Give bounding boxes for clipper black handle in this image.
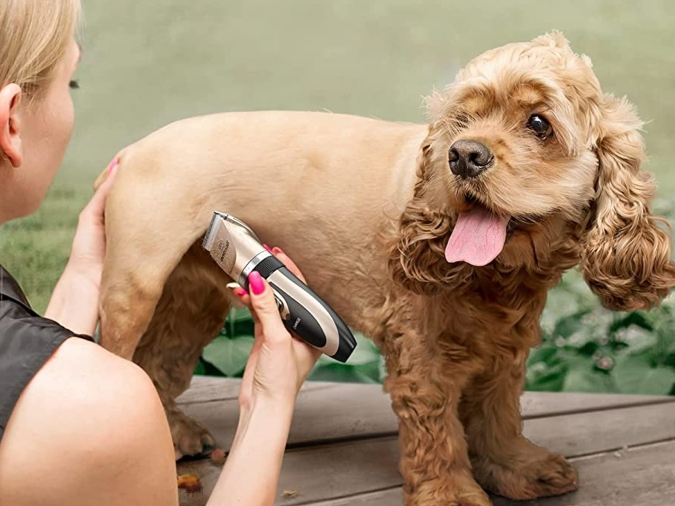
[243,255,356,363]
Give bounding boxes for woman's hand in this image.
[66,157,119,286]
[232,248,322,411]
[45,158,119,335]
[211,249,322,506]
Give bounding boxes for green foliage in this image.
[308,334,385,384]
[200,307,386,384]
[200,308,256,377]
[529,271,675,395]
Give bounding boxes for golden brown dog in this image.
[96,32,675,505]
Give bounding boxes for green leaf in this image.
[308,363,379,384]
[193,360,206,376]
[610,312,652,333]
[527,346,558,367]
[613,325,658,356]
[345,332,381,366]
[612,355,675,395]
[229,306,253,323]
[541,290,584,332]
[525,361,566,392]
[552,310,592,340]
[658,324,675,357]
[202,335,255,377]
[308,334,383,384]
[562,364,616,393]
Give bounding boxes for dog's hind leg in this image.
[97,162,232,457]
[133,244,232,459]
[460,351,578,501]
[98,210,208,361]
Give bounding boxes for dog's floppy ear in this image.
[387,129,455,296]
[582,94,675,310]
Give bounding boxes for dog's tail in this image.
[93,148,129,191]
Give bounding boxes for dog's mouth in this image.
[444,192,542,267]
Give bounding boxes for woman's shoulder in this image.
[0,264,93,348]
[0,265,31,309]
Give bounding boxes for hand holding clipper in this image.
[203,212,357,362]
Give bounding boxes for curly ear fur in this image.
[387,129,464,296]
[582,94,675,310]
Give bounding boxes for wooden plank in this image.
[178,402,675,505]
[524,402,675,458]
[178,378,674,451]
[179,382,396,451]
[178,437,401,506]
[177,377,334,405]
[304,488,402,506]
[308,440,675,506]
[518,391,674,419]
[491,440,675,506]
[180,377,672,416]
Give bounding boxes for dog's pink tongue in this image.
[445,207,509,266]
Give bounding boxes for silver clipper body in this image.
[203,212,357,362]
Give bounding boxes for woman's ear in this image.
[0,84,23,167]
[582,93,675,310]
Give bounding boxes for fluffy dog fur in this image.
[96,32,675,505]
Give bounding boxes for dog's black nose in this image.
[449,140,494,178]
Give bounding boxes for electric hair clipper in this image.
[203,212,357,363]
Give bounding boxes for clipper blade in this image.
[203,212,238,277]
[202,212,228,252]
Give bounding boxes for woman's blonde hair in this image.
[0,0,81,95]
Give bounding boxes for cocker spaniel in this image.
[96,32,675,505]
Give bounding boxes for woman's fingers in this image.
[272,248,306,283]
[80,157,119,225]
[246,272,289,345]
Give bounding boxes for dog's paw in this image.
[169,411,215,460]
[449,492,492,506]
[405,476,493,506]
[474,449,578,500]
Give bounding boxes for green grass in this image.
[0,183,84,311]
[2,0,675,393]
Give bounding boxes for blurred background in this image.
[1,0,674,393]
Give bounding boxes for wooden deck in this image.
[176,377,675,505]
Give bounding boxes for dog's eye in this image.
[527,114,552,140]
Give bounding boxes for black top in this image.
[0,265,92,442]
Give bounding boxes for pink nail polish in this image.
[107,156,120,175]
[263,244,273,253]
[248,271,265,295]
[234,288,248,297]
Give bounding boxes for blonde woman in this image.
[0,2,320,505]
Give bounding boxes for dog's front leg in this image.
[460,349,578,501]
[383,332,491,506]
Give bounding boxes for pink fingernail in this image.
[107,156,120,175]
[263,244,273,253]
[248,271,265,295]
[234,288,248,297]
